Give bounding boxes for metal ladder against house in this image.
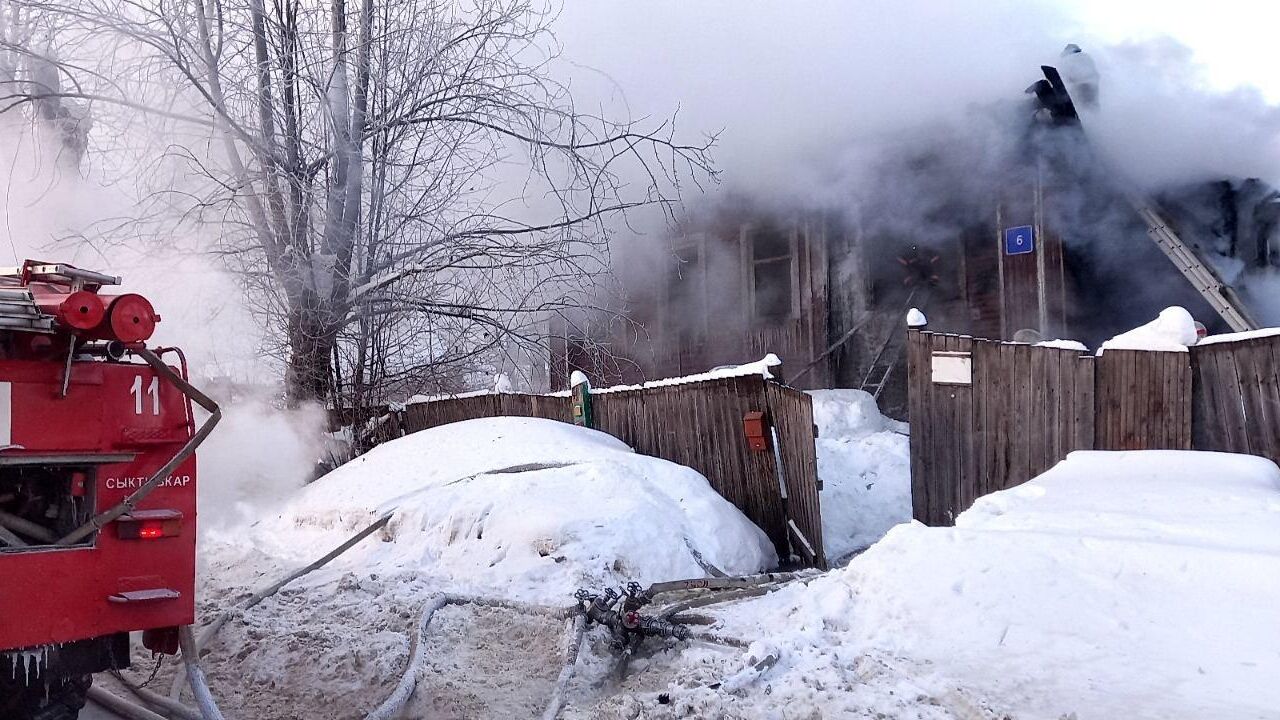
[1126,196,1259,333]
[858,325,903,400]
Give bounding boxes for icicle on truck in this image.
[0,262,219,719]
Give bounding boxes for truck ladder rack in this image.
[0,288,55,333]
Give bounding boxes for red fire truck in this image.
[0,262,219,719]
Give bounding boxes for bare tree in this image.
[6,0,714,406]
[0,2,93,166]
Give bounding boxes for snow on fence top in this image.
[1034,338,1089,351]
[547,353,783,397]
[1098,306,1198,353]
[1196,326,1280,346]
[396,354,786,407]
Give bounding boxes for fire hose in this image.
[363,595,579,720]
[84,629,224,720]
[161,512,395,712]
[86,686,169,720]
[133,502,802,719]
[541,615,588,720]
[363,576,801,720]
[178,626,226,720]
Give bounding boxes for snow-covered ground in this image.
[810,389,912,561]
[175,417,777,719]
[594,450,1280,719]
[165,403,1280,720]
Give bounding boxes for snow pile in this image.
[809,390,912,562]
[906,307,927,327]
[704,450,1280,719]
[1099,305,1199,353]
[251,417,776,602]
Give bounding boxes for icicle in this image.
[4,646,51,685]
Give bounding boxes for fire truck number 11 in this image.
[131,375,160,415]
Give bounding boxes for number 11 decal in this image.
[131,375,160,415]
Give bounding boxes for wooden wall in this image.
[550,216,834,392]
[374,377,826,568]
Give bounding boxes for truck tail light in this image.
[115,509,183,540]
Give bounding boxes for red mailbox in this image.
[743,411,768,452]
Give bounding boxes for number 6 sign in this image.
[1004,225,1035,255]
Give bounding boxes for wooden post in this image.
[1034,163,1049,335]
[996,205,1008,339]
[570,371,593,428]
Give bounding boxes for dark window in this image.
[668,240,707,340]
[749,224,795,323]
[752,225,790,261]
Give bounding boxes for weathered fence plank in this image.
[1192,334,1280,467]
[907,329,930,524]
[1094,349,1191,451]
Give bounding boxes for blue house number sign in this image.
[1004,225,1035,255]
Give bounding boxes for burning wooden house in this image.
[551,48,1278,418]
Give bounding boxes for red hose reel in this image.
[21,272,160,343]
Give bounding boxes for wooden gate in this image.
[1095,349,1192,451]
[908,330,1097,526]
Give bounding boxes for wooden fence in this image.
[367,375,826,568]
[907,333,1098,527]
[906,327,1248,526]
[1191,333,1280,461]
[1095,349,1193,451]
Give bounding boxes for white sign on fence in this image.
[931,352,972,385]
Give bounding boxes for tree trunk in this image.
[285,299,336,405]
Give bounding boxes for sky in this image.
[1072,0,1280,101]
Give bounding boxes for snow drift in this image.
[809,389,912,561]
[715,450,1280,719]
[251,417,776,602]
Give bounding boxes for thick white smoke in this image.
[555,1,1280,200]
[0,121,324,532]
[551,2,1280,336]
